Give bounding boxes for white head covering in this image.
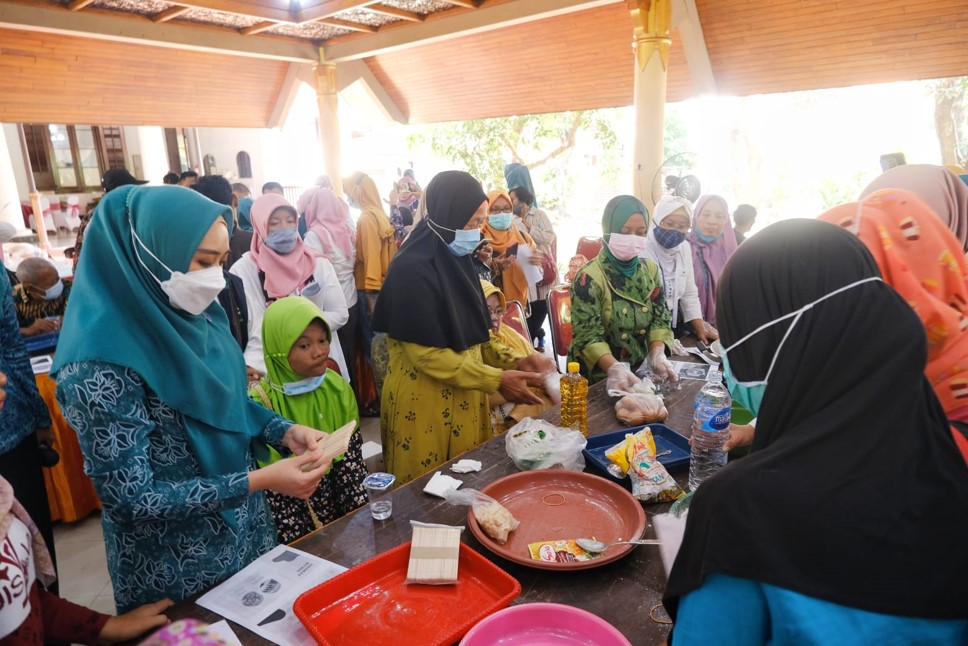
[642,196,693,326]
[0,222,18,243]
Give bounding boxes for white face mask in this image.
[132,227,225,315]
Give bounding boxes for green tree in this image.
[930,77,968,167]
[407,110,620,197]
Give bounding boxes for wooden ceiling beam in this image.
[324,0,615,62]
[319,17,378,33]
[0,2,317,62]
[366,5,423,23]
[296,0,377,23]
[441,0,481,8]
[67,0,96,10]
[139,0,292,22]
[240,20,279,35]
[152,6,191,23]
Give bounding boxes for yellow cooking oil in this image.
[559,361,588,436]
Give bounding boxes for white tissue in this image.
[450,459,482,473]
[423,471,463,498]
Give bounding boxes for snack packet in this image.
[626,434,684,503]
[604,427,659,474]
[443,488,520,544]
[527,539,596,563]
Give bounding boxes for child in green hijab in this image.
[249,296,368,543]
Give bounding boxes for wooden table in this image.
[35,372,101,523]
[168,377,705,646]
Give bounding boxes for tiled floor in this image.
[52,416,384,612]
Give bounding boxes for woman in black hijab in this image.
[664,219,968,643]
[373,171,544,484]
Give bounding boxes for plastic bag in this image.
[604,428,684,503]
[615,393,668,425]
[505,418,587,472]
[443,488,519,544]
[627,433,684,503]
[606,362,641,397]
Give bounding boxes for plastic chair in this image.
[575,236,603,260]
[547,286,572,371]
[502,300,530,341]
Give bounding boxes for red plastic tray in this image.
[293,541,521,646]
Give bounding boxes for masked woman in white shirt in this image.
[230,194,350,382]
[640,195,718,345]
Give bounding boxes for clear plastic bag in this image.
[443,488,520,544]
[614,393,668,425]
[504,418,587,472]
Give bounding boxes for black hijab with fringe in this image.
[664,219,968,619]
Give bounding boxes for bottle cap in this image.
[567,362,580,373]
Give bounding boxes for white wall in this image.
[196,128,268,194]
[3,124,30,199]
[133,126,169,185]
[0,124,24,228]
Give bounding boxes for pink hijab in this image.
[250,194,320,299]
[859,164,968,253]
[304,188,356,258]
[686,194,738,326]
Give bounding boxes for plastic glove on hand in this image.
[648,347,679,382]
[606,362,641,396]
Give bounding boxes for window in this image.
[22,123,128,192]
[164,128,190,174]
[237,151,252,178]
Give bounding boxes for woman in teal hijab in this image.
[567,195,677,383]
[52,185,333,612]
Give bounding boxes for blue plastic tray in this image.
[583,423,691,488]
[24,332,58,355]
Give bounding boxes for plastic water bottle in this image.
[688,379,731,490]
[560,362,588,436]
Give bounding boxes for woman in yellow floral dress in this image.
[372,171,546,484]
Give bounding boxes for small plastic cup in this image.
[362,472,395,520]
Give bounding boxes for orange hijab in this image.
[482,189,534,306]
[819,189,968,457]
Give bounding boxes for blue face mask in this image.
[695,231,721,243]
[427,218,481,256]
[43,280,64,301]
[280,373,325,396]
[711,276,882,418]
[265,228,299,254]
[488,213,513,230]
[653,226,686,249]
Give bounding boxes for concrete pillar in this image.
[628,0,672,212]
[135,126,170,184]
[314,55,343,197]
[0,124,24,230]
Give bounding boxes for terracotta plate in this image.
[467,470,647,571]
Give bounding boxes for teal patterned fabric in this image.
[56,360,288,612]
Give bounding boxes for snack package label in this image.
[527,539,596,562]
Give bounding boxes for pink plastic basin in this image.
[460,602,632,646]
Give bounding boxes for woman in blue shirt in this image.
[665,219,968,644]
[52,186,333,612]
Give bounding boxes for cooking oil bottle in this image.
[560,362,588,436]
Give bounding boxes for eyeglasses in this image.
[488,307,505,317]
[489,207,513,214]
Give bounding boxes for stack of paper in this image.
[407,523,462,585]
